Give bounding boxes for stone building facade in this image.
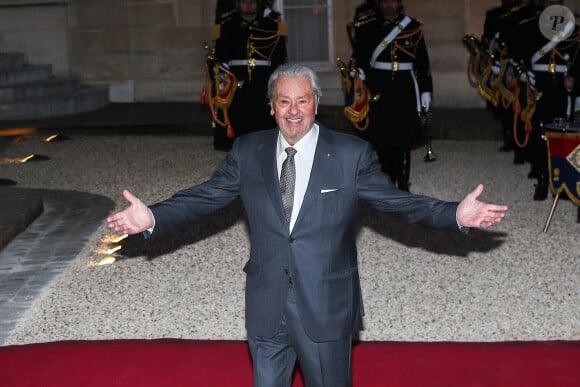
[0,0,578,107]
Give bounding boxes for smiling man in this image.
[108,63,508,387]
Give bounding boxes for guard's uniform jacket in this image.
[350,10,432,191]
[211,11,287,150]
[515,16,580,123]
[351,12,432,148]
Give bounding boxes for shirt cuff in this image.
[456,213,469,233]
[143,208,155,238]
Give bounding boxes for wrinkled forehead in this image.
[274,76,314,94]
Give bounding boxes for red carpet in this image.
[0,339,578,386]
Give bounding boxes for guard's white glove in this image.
[350,67,366,81]
[421,92,432,110]
[491,61,501,75]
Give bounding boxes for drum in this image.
[543,122,580,206]
[541,122,580,231]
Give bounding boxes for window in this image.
[277,0,332,68]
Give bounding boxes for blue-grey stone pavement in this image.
[0,188,114,344]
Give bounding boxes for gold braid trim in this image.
[512,78,537,148]
[478,66,499,106]
[206,63,238,138]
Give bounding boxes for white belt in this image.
[372,61,413,71]
[531,64,567,73]
[229,59,271,67]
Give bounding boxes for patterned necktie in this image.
[280,147,297,225]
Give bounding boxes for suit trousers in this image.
[248,284,353,387]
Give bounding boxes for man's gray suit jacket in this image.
[149,124,461,343]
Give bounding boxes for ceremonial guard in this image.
[480,0,520,153]
[498,0,542,167]
[463,0,540,165]
[208,0,287,151]
[510,0,580,200]
[350,0,433,191]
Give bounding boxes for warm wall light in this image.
[14,154,50,163]
[19,155,35,163]
[88,234,129,267]
[96,245,122,255]
[45,134,70,142]
[87,256,117,267]
[0,128,38,137]
[101,234,128,244]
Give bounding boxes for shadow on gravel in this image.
[116,198,506,261]
[118,199,247,260]
[358,203,507,257]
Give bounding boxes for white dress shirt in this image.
[277,124,319,232]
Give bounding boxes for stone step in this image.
[0,53,26,72]
[0,86,109,119]
[0,78,80,103]
[0,64,52,87]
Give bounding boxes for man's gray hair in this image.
[267,63,323,102]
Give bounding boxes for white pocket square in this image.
[321,188,339,193]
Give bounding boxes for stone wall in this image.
[4,0,571,107]
[0,2,69,77]
[67,0,214,102]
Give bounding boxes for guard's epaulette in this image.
[211,24,221,40]
[277,20,288,36]
[355,9,376,23]
[218,9,237,22]
[499,6,515,18]
[498,11,511,19]
[354,10,376,28]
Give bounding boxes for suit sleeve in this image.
[355,142,460,232]
[148,142,242,235]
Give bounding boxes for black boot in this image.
[513,147,526,164]
[499,111,514,151]
[533,172,549,201]
[398,151,411,192]
[528,163,539,179]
